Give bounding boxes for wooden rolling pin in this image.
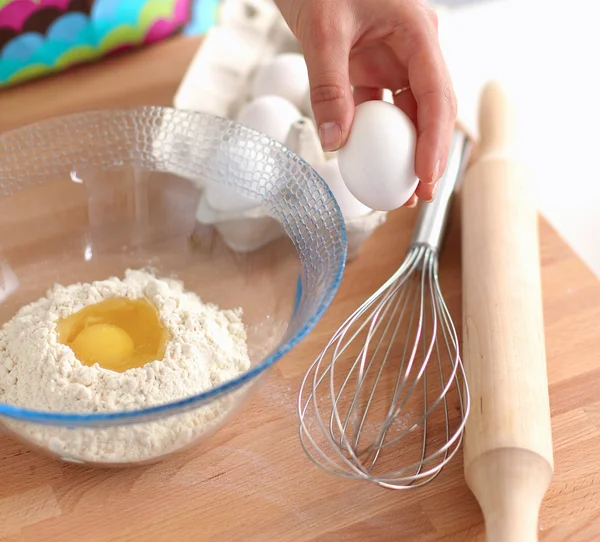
[461,80,554,542]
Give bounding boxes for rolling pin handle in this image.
[466,449,553,542]
[478,81,517,157]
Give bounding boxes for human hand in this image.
[274,0,457,206]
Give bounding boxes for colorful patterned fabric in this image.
[0,0,220,88]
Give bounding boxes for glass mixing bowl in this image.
[0,106,346,467]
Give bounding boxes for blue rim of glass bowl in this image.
[0,107,348,426]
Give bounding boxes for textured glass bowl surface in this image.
[0,106,346,466]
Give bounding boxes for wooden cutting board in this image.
[1,36,599,542]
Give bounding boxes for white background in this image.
[435,0,599,276]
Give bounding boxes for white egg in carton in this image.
[163,0,388,260]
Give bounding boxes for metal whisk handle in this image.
[409,129,472,251]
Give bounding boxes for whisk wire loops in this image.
[298,244,470,490]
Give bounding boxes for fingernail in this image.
[431,160,441,183]
[406,196,418,208]
[319,122,342,152]
[425,183,438,202]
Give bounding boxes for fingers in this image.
[353,86,383,105]
[415,181,436,202]
[409,51,456,185]
[394,89,426,206]
[405,193,419,208]
[393,88,418,129]
[299,10,355,152]
[391,6,457,184]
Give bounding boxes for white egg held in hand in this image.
[317,158,372,219]
[237,95,302,144]
[251,53,309,110]
[337,101,419,211]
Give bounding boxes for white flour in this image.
[0,269,251,464]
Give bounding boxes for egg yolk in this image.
[56,297,170,372]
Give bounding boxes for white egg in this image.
[318,158,372,219]
[204,185,258,213]
[237,95,302,144]
[337,100,418,211]
[251,53,309,110]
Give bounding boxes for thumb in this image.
[301,32,354,152]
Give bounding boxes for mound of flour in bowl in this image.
[0,269,251,464]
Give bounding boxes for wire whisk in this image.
[298,130,472,489]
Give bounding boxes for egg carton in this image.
[157,0,387,260]
[173,0,300,121]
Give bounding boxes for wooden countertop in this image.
[1,36,600,542]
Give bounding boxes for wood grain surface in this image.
[1,36,600,541]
